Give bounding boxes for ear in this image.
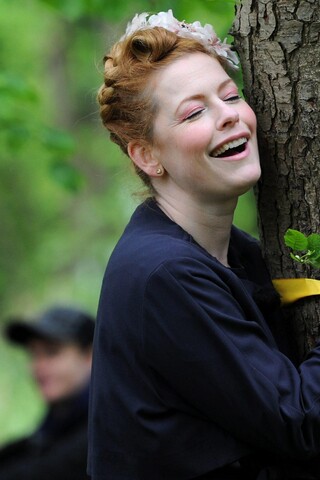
[127,140,162,178]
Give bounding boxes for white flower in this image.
[121,9,239,69]
[148,10,180,32]
[123,12,149,37]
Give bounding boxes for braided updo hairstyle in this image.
[98,27,218,190]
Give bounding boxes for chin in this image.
[39,386,62,403]
[235,175,260,197]
[41,390,57,403]
[240,164,261,189]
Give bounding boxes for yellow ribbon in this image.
[272,278,320,305]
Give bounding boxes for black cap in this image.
[5,306,95,349]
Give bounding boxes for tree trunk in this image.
[231,0,320,361]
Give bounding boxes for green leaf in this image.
[307,233,320,254]
[39,0,88,21]
[49,160,84,192]
[0,73,38,102]
[284,229,308,251]
[6,125,30,151]
[41,128,75,156]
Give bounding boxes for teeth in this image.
[212,137,247,157]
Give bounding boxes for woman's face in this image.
[149,52,261,204]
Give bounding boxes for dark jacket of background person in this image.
[0,386,90,480]
[0,306,94,480]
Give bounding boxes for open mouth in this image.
[211,137,248,158]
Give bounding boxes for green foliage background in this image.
[0,0,256,445]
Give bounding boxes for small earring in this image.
[156,166,163,175]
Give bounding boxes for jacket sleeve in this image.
[142,257,320,460]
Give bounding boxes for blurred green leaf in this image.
[6,125,30,151]
[38,0,88,20]
[41,128,75,156]
[49,159,84,192]
[0,73,38,102]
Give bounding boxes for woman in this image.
[88,10,320,480]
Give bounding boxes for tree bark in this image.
[231,0,320,361]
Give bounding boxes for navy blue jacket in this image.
[88,199,320,479]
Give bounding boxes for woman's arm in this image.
[142,257,320,459]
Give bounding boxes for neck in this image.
[156,193,236,267]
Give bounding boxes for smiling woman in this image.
[137,52,261,220]
[89,9,320,480]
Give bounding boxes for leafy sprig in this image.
[284,229,320,269]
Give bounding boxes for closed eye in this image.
[185,108,205,121]
[225,94,242,103]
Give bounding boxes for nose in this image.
[215,102,239,130]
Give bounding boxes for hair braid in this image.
[97,27,216,190]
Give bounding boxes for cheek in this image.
[48,358,71,383]
[241,103,257,132]
[178,124,213,153]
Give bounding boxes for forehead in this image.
[153,52,231,105]
[27,338,77,353]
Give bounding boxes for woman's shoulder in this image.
[105,201,221,289]
[113,200,206,260]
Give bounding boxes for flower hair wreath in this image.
[121,9,239,70]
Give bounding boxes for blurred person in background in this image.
[0,305,94,480]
